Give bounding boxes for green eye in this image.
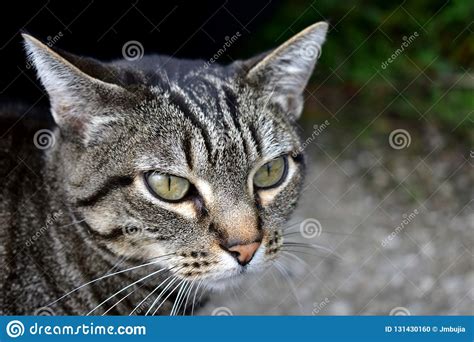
[253,156,288,189]
[145,172,190,202]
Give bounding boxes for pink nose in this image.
[227,242,261,266]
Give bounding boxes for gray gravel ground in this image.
[200,126,473,315]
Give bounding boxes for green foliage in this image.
[246,0,473,137]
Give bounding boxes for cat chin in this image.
[202,261,267,293]
[204,252,273,292]
[203,273,246,293]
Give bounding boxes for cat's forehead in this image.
[124,76,298,185]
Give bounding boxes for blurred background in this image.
[1,0,472,314]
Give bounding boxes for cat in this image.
[0,22,328,315]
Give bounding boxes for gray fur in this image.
[0,22,327,315]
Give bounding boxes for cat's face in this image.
[24,22,327,289]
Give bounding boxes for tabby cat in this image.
[0,22,328,315]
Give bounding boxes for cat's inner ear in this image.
[22,34,125,143]
[244,22,328,119]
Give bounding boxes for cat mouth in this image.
[197,247,270,290]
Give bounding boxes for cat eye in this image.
[145,172,190,202]
[253,156,288,189]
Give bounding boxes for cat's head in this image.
[24,22,327,289]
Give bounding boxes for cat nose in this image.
[224,241,261,266]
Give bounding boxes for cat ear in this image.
[244,22,328,119]
[22,34,125,143]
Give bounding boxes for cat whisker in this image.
[102,264,181,316]
[282,219,306,232]
[282,242,345,261]
[178,276,199,316]
[172,273,200,316]
[282,218,369,239]
[281,230,364,238]
[170,279,189,316]
[173,279,194,316]
[87,266,171,315]
[280,251,309,269]
[102,282,146,316]
[145,276,180,316]
[47,253,177,308]
[151,278,187,316]
[272,260,305,314]
[279,248,343,262]
[130,268,183,316]
[197,281,209,304]
[191,279,204,316]
[182,277,200,316]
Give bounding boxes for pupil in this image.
[266,163,271,177]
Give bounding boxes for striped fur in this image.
[0,22,327,315]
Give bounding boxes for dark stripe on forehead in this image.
[222,86,248,158]
[249,123,263,156]
[182,135,194,170]
[168,90,212,163]
[75,176,133,207]
[198,78,222,113]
